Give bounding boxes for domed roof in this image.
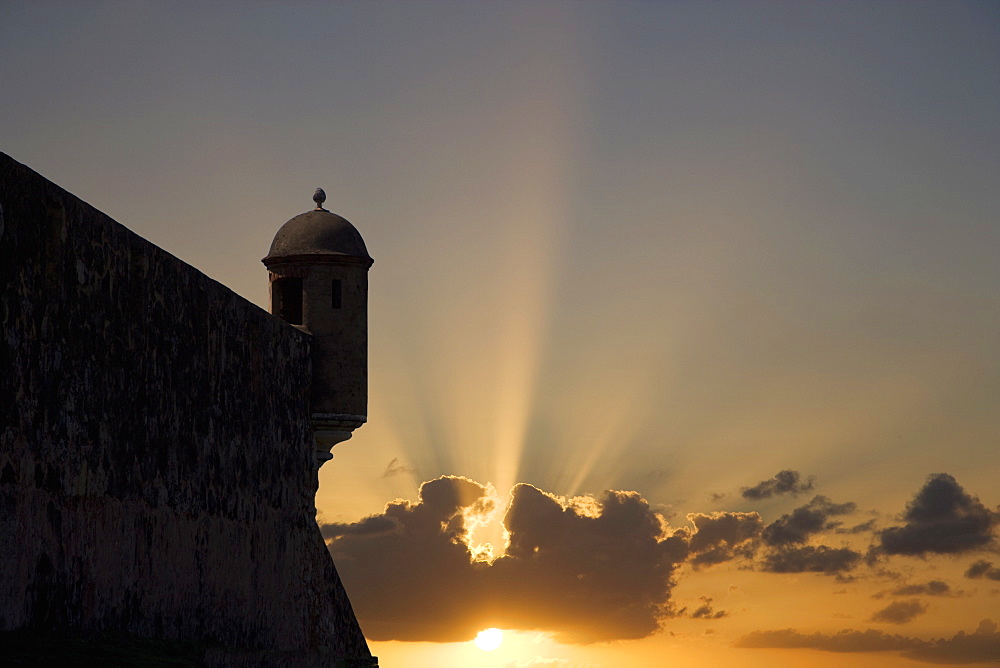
[263,190,373,267]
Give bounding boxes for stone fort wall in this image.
[0,152,372,662]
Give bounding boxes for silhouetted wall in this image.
[0,152,373,664]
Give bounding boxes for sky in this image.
[2,1,999,666]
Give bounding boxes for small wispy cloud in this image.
[741,470,815,500]
[870,599,928,625]
[382,456,418,478]
[966,560,1000,581]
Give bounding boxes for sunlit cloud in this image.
[321,476,493,642]
[474,627,503,652]
[324,476,688,643]
[324,471,997,653]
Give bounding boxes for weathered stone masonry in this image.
[0,152,373,663]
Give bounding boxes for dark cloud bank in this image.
[736,619,1000,665]
[322,470,998,656]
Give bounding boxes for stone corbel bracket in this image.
[311,413,366,469]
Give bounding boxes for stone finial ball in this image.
[313,188,327,210]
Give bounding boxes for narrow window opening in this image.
[332,279,342,309]
[274,277,303,325]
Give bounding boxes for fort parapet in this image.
[0,152,376,665]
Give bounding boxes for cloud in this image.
[870,599,928,624]
[741,470,815,500]
[382,456,417,478]
[489,485,688,642]
[870,580,961,600]
[906,619,1000,665]
[836,518,877,535]
[689,596,726,620]
[760,545,862,575]
[686,511,763,567]
[965,560,1000,581]
[322,476,493,642]
[320,514,398,539]
[888,581,954,597]
[877,474,999,556]
[325,476,689,643]
[322,472,993,646]
[735,627,921,653]
[748,496,864,575]
[763,496,857,546]
[736,619,1000,664]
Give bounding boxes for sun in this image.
[473,627,503,652]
